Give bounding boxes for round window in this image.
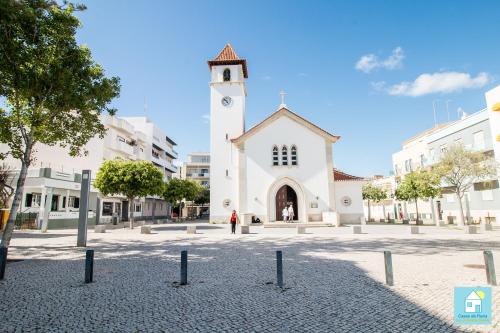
[341,196,352,207]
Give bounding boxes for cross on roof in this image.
[279,90,287,109]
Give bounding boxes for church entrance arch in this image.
[267,177,306,223]
[275,185,298,221]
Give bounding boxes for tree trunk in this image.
[1,148,31,249]
[456,191,465,226]
[415,199,419,223]
[151,199,156,222]
[128,198,134,229]
[367,200,371,222]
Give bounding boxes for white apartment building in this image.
[379,85,500,225]
[178,152,210,217]
[0,114,176,229]
[122,117,178,220]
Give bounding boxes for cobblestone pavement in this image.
[0,223,499,332]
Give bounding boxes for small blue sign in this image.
[454,287,492,325]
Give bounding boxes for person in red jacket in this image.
[230,210,239,234]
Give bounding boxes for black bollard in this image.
[483,250,497,286]
[85,249,94,283]
[180,250,188,285]
[384,251,394,286]
[276,250,283,288]
[0,247,7,280]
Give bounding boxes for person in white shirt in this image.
[288,204,295,221]
[282,207,289,222]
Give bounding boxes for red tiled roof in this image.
[213,44,240,61]
[207,44,248,78]
[333,169,364,181]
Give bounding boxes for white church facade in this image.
[208,44,365,224]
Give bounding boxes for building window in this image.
[135,203,142,212]
[473,131,485,150]
[102,202,113,216]
[420,154,425,167]
[291,145,297,165]
[272,146,279,166]
[25,193,42,208]
[282,146,288,165]
[440,144,447,153]
[68,196,80,208]
[223,68,231,82]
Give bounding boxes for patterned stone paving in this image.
[0,224,498,332]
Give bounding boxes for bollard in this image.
[483,250,497,286]
[276,250,283,288]
[0,247,7,280]
[384,251,394,286]
[85,249,94,283]
[180,250,188,285]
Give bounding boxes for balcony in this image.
[165,160,177,173]
[165,145,178,159]
[186,173,209,179]
[104,136,135,157]
[104,116,135,135]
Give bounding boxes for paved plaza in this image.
[0,223,499,332]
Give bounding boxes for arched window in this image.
[272,146,279,166]
[223,68,231,82]
[282,145,288,166]
[291,145,297,165]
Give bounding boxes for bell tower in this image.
[208,44,248,222]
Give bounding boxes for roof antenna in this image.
[432,100,439,127]
[445,99,452,122]
[143,97,148,118]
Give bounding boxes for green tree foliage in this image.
[0,1,120,247]
[362,183,387,221]
[194,188,210,206]
[163,179,202,218]
[433,144,498,225]
[395,170,441,222]
[0,164,14,209]
[94,160,164,229]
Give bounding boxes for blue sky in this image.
[76,0,500,176]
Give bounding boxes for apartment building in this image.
[178,152,210,217]
[123,117,178,219]
[0,115,176,229]
[380,85,500,225]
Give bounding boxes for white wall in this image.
[210,64,246,221]
[242,115,333,222]
[335,180,365,223]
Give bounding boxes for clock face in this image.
[221,96,232,107]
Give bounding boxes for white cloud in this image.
[380,71,490,97]
[201,114,210,124]
[355,47,405,73]
[261,75,272,80]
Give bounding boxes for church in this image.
[208,44,365,225]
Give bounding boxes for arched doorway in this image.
[275,185,298,221]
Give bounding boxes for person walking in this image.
[282,206,289,222]
[288,204,295,222]
[230,210,239,234]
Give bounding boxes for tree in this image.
[395,170,441,223]
[194,188,210,207]
[433,144,498,226]
[163,179,202,218]
[0,1,120,248]
[0,164,14,209]
[94,160,164,229]
[362,183,387,222]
